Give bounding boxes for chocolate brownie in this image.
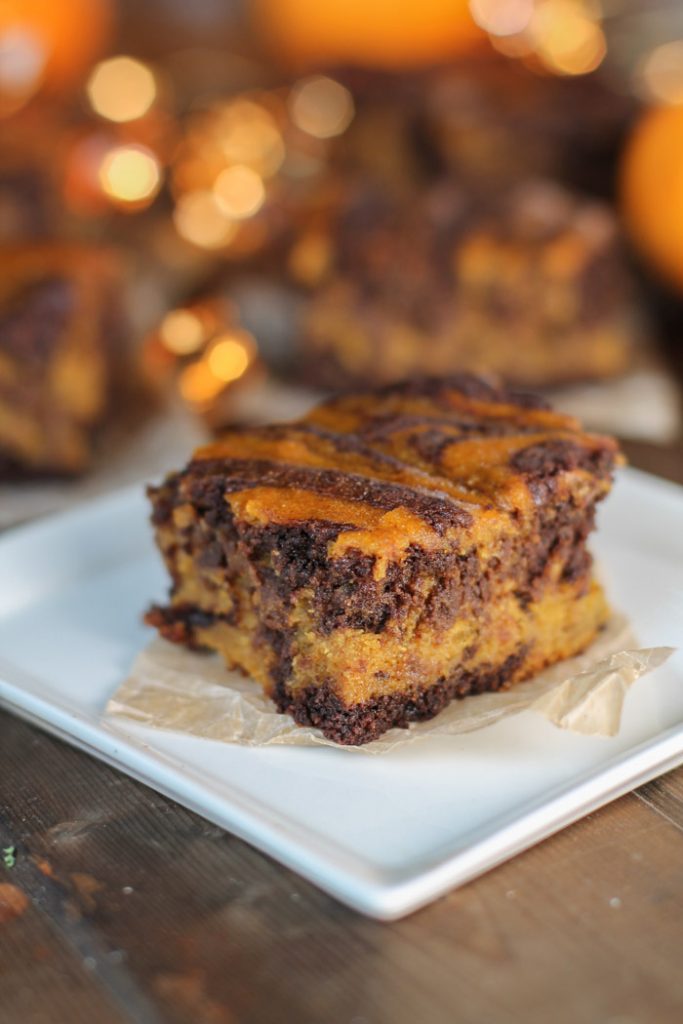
[289,178,640,392]
[146,375,620,745]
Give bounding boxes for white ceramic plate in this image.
[0,467,682,920]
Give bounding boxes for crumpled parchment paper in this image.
[106,613,674,754]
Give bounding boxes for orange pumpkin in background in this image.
[252,0,484,70]
[0,0,114,94]
[620,103,683,291]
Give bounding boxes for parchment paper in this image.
[106,614,674,754]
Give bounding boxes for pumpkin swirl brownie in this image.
[291,179,640,392]
[146,375,621,745]
[0,244,122,476]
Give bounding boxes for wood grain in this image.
[0,440,681,1024]
[1,708,683,1024]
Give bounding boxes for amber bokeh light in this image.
[636,42,683,105]
[213,165,266,220]
[99,144,162,208]
[207,332,255,383]
[158,310,207,356]
[472,0,606,76]
[168,81,352,254]
[173,190,237,250]
[288,76,355,139]
[87,55,157,123]
[145,298,260,421]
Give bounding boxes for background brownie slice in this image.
[146,375,620,745]
[288,179,642,392]
[0,244,122,476]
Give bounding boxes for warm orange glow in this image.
[99,144,161,206]
[218,100,285,178]
[87,55,156,122]
[289,76,354,138]
[621,103,683,291]
[213,165,266,219]
[637,42,683,105]
[253,0,484,70]
[531,0,606,76]
[207,332,254,382]
[0,0,114,91]
[174,191,237,249]
[63,132,112,213]
[159,309,206,355]
[178,360,225,405]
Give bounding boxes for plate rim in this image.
[2,676,683,920]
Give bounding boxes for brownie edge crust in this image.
[145,374,620,745]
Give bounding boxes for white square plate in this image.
[0,467,682,920]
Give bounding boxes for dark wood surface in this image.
[1,437,682,1024]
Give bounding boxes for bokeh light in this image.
[469,0,533,37]
[637,41,683,105]
[288,76,355,139]
[87,55,157,123]
[173,190,237,249]
[99,144,161,206]
[219,99,285,178]
[213,165,266,219]
[207,331,254,382]
[471,0,606,74]
[178,359,226,405]
[159,309,206,355]
[531,0,606,76]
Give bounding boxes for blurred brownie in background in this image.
[288,178,642,392]
[0,245,123,476]
[324,57,634,198]
[0,110,69,244]
[0,160,54,244]
[421,57,634,197]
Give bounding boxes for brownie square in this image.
[146,376,619,745]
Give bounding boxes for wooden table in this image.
[1,437,682,1024]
